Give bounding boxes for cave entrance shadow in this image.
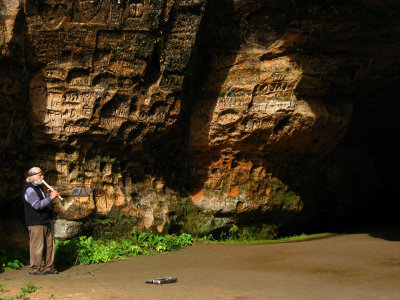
[330,226,400,242]
[368,227,400,242]
[291,2,400,232]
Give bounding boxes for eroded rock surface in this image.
[21,0,206,234]
[53,219,81,240]
[1,0,399,239]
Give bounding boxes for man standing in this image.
[22,167,59,275]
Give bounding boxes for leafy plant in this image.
[0,249,25,271]
[55,229,193,265]
[15,293,28,299]
[0,282,40,300]
[228,225,239,239]
[20,283,40,294]
[2,260,24,271]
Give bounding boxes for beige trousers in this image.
[28,224,55,273]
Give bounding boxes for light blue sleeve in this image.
[24,187,52,210]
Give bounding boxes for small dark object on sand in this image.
[145,277,178,284]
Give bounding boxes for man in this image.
[22,167,59,275]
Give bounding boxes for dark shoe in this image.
[29,270,46,275]
[45,269,59,274]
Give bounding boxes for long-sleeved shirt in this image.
[24,185,52,210]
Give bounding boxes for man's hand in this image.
[49,189,60,200]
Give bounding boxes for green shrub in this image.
[0,249,25,271]
[55,229,193,265]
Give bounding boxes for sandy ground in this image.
[1,229,399,300]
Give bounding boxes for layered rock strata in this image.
[1,0,399,239]
[21,0,206,234]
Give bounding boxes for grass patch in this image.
[196,232,334,245]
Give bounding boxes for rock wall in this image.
[0,0,30,215]
[1,0,399,240]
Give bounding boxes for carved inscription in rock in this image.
[29,74,48,122]
[76,0,107,23]
[129,3,144,18]
[46,68,67,81]
[217,110,240,125]
[123,0,162,30]
[217,89,251,111]
[99,116,126,129]
[97,31,123,48]
[31,86,96,134]
[255,81,297,95]
[63,92,81,104]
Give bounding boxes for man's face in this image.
[32,169,44,185]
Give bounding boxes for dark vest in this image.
[22,183,53,226]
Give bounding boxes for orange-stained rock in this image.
[191,189,204,202]
[228,186,240,197]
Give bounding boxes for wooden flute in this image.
[42,179,64,201]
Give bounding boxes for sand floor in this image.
[1,228,399,299]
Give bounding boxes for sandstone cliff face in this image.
[0,0,30,213]
[22,0,205,235]
[1,0,399,238]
